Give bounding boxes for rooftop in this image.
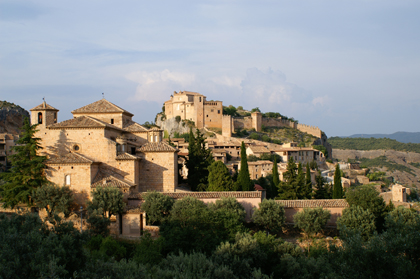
[30,102,58,111]
[72,99,133,116]
[137,142,177,153]
[276,199,349,208]
[46,152,94,164]
[48,115,122,130]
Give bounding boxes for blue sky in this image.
[1,0,419,137]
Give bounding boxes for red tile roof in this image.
[72,99,133,116]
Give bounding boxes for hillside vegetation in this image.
[329,137,420,154]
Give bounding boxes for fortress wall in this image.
[261,118,296,129]
[203,102,223,129]
[233,117,253,130]
[296,123,322,138]
[222,115,232,137]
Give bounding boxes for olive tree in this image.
[252,199,285,234]
[337,205,376,240]
[294,207,331,237]
[141,191,174,225]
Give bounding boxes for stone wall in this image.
[138,151,177,192]
[203,101,223,129]
[276,199,349,226]
[233,117,253,130]
[222,115,232,137]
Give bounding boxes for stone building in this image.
[164,91,223,129]
[30,99,178,204]
[0,133,18,172]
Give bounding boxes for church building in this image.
[30,99,178,204]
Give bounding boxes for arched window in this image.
[38,112,43,124]
[65,175,71,186]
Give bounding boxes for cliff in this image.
[0,101,29,135]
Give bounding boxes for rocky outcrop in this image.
[0,101,29,135]
[156,114,191,137]
[313,132,333,159]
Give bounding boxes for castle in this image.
[163,91,322,139]
[30,99,178,204]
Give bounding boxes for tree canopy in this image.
[207,161,236,191]
[0,118,47,208]
[237,141,253,191]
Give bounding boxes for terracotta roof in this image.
[115,153,141,160]
[48,115,122,130]
[248,160,273,165]
[30,102,58,111]
[91,169,135,189]
[129,191,262,200]
[123,121,148,132]
[247,146,270,153]
[149,127,161,131]
[137,142,177,153]
[46,152,93,164]
[254,184,265,191]
[72,99,133,116]
[276,199,349,208]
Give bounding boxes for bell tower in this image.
[30,100,59,129]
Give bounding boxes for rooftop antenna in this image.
[102,92,104,99]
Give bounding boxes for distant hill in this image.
[0,101,29,135]
[348,132,420,144]
[329,137,420,154]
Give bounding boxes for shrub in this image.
[294,207,331,237]
[141,192,174,225]
[32,183,74,219]
[337,205,376,240]
[252,199,285,234]
[175,115,181,123]
[88,186,125,218]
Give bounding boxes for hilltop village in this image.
[1,91,419,278]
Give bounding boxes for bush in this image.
[337,205,376,240]
[249,133,260,140]
[88,186,125,218]
[252,199,285,234]
[133,232,164,265]
[32,183,74,219]
[141,192,174,225]
[385,206,420,232]
[175,115,181,123]
[261,135,271,142]
[86,209,111,237]
[294,207,331,237]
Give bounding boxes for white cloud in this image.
[126,69,196,103]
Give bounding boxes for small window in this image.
[206,115,208,117]
[155,135,157,142]
[131,147,136,155]
[73,145,80,151]
[150,136,153,142]
[199,97,202,102]
[54,112,57,123]
[218,110,220,114]
[38,112,42,124]
[65,175,71,186]
[111,119,114,124]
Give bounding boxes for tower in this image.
[30,100,59,129]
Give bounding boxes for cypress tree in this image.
[207,161,235,191]
[333,164,343,199]
[304,163,313,199]
[272,157,280,187]
[186,128,213,191]
[296,163,305,198]
[314,171,328,199]
[0,118,47,208]
[237,141,253,191]
[277,157,298,200]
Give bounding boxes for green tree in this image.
[333,164,343,198]
[277,157,298,200]
[314,171,328,199]
[0,118,47,208]
[32,183,73,219]
[88,186,125,218]
[302,163,312,199]
[385,206,420,232]
[337,205,376,240]
[345,185,387,231]
[208,197,247,240]
[293,207,331,237]
[141,191,174,225]
[207,161,235,191]
[272,157,280,188]
[252,199,285,234]
[237,141,253,191]
[186,128,214,191]
[296,163,305,198]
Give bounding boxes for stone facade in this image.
[30,99,178,205]
[0,133,18,172]
[164,91,223,129]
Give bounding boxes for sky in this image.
[1,0,419,137]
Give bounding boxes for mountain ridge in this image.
[346,132,420,144]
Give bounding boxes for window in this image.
[150,136,153,142]
[154,135,157,142]
[65,175,71,186]
[73,145,80,151]
[54,112,57,123]
[38,112,42,124]
[111,119,114,124]
[199,97,202,102]
[218,110,220,114]
[131,147,136,155]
